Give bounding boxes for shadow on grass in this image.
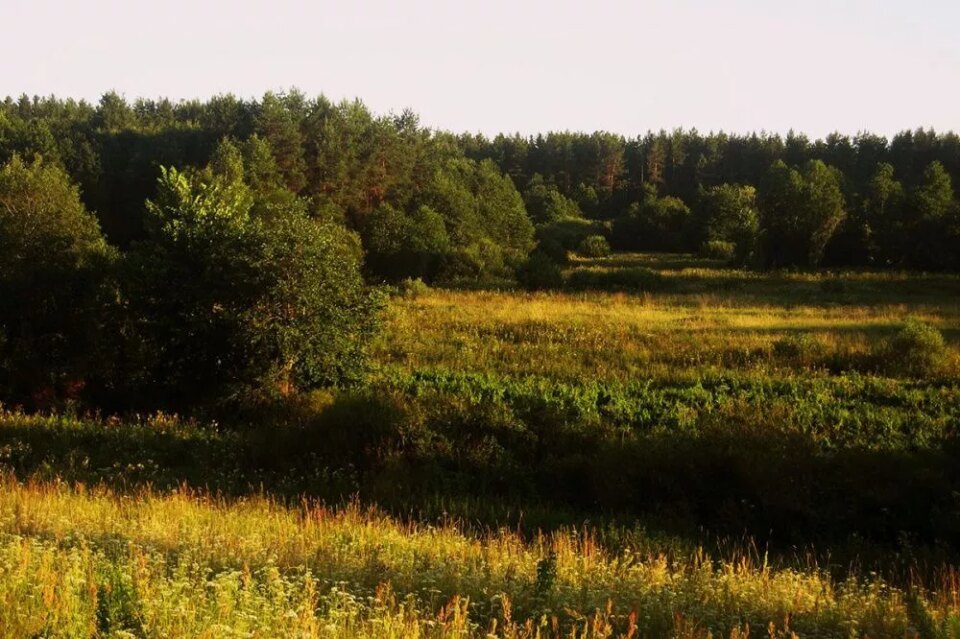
[3,393,960,556]
[560,262,960,310]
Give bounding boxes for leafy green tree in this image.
[0,156,116,405]
[577,235,611,258]
[802,160,847,267]
[573,183,600,217]
[692,184,760,263]
[474,159,535,269]
[523,174,582,224]
[255,92,307,193]
[861,163,904,264]
[907,161,956,268]
[363,203,450,280]
[517,251,564,290]
[758,160,846,267]
[611,192,691,251]
[126,165,378,406]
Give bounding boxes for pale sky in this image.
[3,0,959,139]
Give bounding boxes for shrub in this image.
[536,238,569,265]
[881,319,947,377]
[517,252,564,291]
[577,235,611,258]
[535,218,605,251]
[399,278,431,299]
[699,240,736,261]
[772,333,826,367]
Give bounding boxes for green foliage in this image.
[758,159,847,267]
[535,218,606,252]
[363,203,450,280]
[881,319,948,377]
[534,238,569,265]
[611,193,691,251]
[125,165,379,406]
[398,277,431,299]
[908,162,957,269]
[698,240,736,261]
[517,252,564,291]
[358,157,535,285]
[0,155,116,406]
[771,333,827,367]
[523,174,582,224]
[693,184,760,264]
[576,234,611,258]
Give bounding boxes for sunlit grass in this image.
[373,284,960,382]
[1,477,957,638]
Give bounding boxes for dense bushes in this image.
[517,252,564,291]
[0,156,117,406]
[0,148,381,410]
[125,165,380,407]
[576,234,611,258]
[698,240,736,261]
[611,192,691,251]
[364,159,535,284]
[3,369,959,547]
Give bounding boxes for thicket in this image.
[0,144,379,411]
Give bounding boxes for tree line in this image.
[462,128,960,271]
[1,91,959,409]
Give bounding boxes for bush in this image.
[772,333,826,367]
[536,238,569,265]
[699,240,736,261]
[399,278,431,299]
[535,218,605,251]
[577,235,611,258]
[881,319,947,377]
[517,252,564,291]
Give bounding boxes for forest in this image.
[1,91,960,638]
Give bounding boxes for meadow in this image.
[2,253,960,637]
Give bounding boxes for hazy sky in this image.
[3,0,959,138]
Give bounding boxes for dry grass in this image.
[373,283,960,382]
[1,477,956,638]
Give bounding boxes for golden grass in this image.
[1,477,956,638]
[373,286,960,382]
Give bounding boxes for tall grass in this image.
[2,477,958,638]
[373,257,960,383]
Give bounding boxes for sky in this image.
[3,0,959,139]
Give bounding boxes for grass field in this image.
[374,253,960,382]
[3,253,960,637]
[3,477,960,638]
